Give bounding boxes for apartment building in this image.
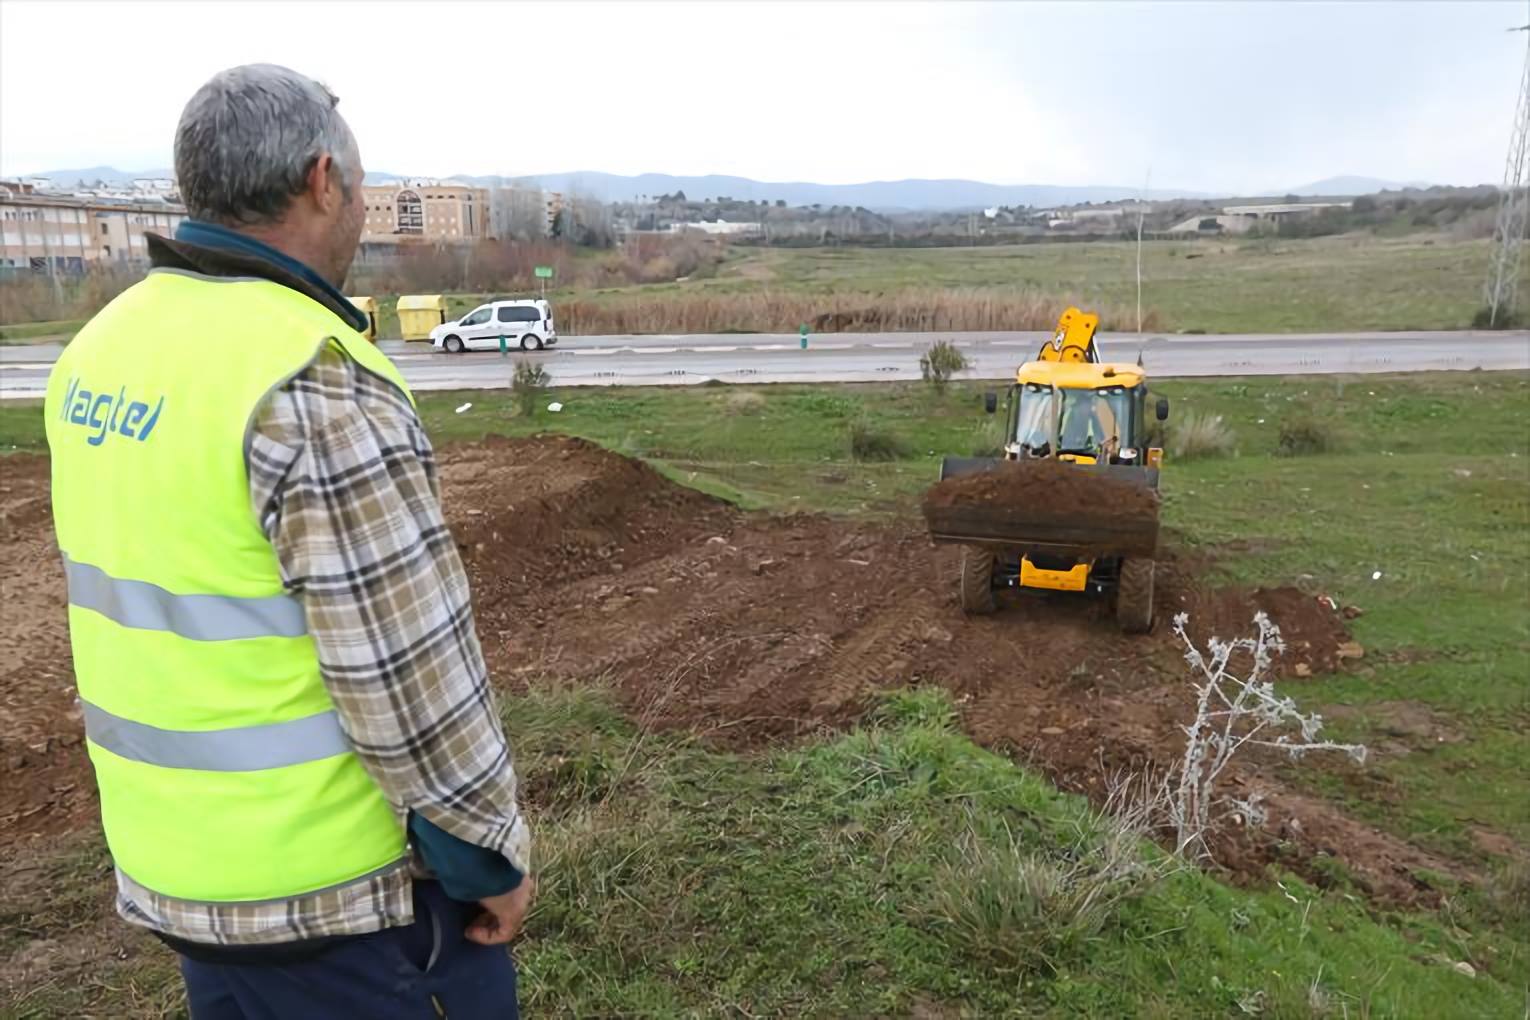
[0,180,187,272]
[362,180,490,242]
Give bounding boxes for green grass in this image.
[4,372,1527,1016]
[0,318,84,344]
[505,685,1530,1016]
[5,234,1504,340]
[10,686,1525,1017]
[540,235,1496,333]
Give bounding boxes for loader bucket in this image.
[923,457,1160,559]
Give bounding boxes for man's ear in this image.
[307,154,340,214]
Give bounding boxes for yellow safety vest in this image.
[45,269,408,905]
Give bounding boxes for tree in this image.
[775,199,787,208]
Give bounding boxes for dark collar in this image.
[146,223,368,334]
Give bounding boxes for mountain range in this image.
[16,166,1436,211]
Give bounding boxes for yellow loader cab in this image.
[927,308,1170,632]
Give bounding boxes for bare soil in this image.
[0,437,1469,907]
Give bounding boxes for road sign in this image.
[534,266,554,279]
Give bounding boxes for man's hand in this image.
[465,876,536,946]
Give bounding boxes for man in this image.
[44,65,532,1018]
[1059,394,1118,458]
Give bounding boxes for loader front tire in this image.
[960,548,997,616]
[1116,557,1155,634]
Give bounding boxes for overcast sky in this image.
[0,0,1523,193]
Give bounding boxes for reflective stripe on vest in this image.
[66,558,306,641]
[80,699,349,771]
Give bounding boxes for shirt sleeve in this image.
[245,343,531,879]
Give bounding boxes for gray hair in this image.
[174,64,357,226]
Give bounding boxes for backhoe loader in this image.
[922,308,1170,632]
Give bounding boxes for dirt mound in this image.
[1165,568,1357,678]
[442,434,737,616]
[0,436,1459,907]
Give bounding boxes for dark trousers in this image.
[179,881,518,1020]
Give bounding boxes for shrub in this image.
[919,340,969,391]
[553,290,1161,336]
[1276,414,1336,456]
[510,359,552,417]
[722,391,766,416]
[848,419,909,462]
[970,415,1007,457]
[1168,612,1366,858]
[923,810,1171,975]
[0,266,143,326]
[1478,859,1530,938]
[1168,410,1236,461]
[1472,304,1525,330]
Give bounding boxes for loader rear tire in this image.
[1116,558,1155,634]
[960,548,997,615]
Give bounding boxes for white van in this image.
[430,299,557,353]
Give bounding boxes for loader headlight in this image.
[1119,447,1138,461]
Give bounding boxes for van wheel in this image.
[1116,558,1155,634]
[443,335,464,354]
[520,334,543,352]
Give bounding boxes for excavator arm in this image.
[1036,307,1100,364]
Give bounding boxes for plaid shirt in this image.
[117,341,531,945]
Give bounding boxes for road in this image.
[3,330,1526,398]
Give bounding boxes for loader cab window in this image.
[1058,386,1132,457]
[1013,383,1054,455]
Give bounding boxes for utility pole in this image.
[1484,20,1530,327]
[1136,168,1151,336]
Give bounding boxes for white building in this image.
[668,219,762,236]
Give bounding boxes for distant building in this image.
[0,179,187,272]
[1168,200,1352,235]
[362,180,490,242]
[668,219,761,236]
[1033,205,1145,231]
[130,178,178,196]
